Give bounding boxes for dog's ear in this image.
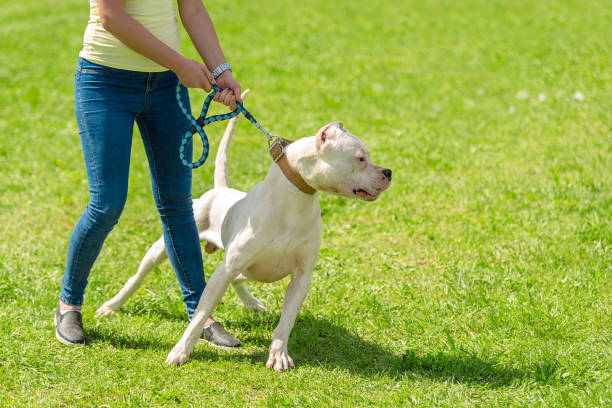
[330,121,344,130]
[316,122,344,151]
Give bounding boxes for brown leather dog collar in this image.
[268,138,316,195]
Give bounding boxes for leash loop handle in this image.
[176,83,273,169]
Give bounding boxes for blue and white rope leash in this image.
[176,83,273,168]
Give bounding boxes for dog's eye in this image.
[358,157,365,162]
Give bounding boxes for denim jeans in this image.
[60,58,205,318]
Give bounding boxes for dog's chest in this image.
[244,231,320,282]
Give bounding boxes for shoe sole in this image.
[54,314,84,346]
[198,338,241,350]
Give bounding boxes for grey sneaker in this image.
[202,322,241,349]
[54,309,85,345]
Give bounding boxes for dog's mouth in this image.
[353,188,379,201]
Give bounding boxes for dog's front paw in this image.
[95,303,117,317]
[165,343,191,366]
[266,341,294,372]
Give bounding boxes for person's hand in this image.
[174,57,214,91]
[213,70,242,111]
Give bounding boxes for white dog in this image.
[96,94,392,371]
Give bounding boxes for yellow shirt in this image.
[79,0,180,72]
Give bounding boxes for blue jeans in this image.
[60,58,205,318]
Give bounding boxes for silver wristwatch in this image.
[211,62,231,80]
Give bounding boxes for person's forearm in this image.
[178,1,228,71]
[97,0,185,72]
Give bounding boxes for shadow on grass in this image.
[231,312,561,387]
[88,307,561,388]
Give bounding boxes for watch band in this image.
[211,62,231,80]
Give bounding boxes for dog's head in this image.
[300,122,391,201]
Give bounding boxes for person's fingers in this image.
[202,65,215,85]
[232,83,242,103]
[198,67,211,92]
[210,88,237,109]
[217,89,226,102]
[201,77,211,92]
[218,89,229,103]
[221,90,230,105]
[223,90,234,108]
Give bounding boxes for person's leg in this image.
[136,71,240,347]
[135,71,205,319]
[59,59,144,311]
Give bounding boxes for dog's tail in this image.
[214,89,250,188]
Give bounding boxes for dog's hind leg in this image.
[231,280,267,312]
[96,237,167,317]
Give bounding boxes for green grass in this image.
[1,0,611,406]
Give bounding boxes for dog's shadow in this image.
[88,307,556,387]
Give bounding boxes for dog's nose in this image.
[382,168,392,181]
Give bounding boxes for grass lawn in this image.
[0,0,610,406]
